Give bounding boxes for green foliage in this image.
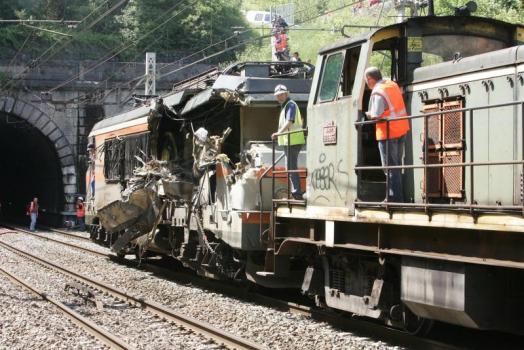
[116,0,247,60]
[435,0,524,23]
[0,0,247,62]
[1,0,523,69]
[236,0,524,65]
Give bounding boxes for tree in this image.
[117,0,247,59]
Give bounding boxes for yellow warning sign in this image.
[407,37,423,52]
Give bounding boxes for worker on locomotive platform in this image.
[271,84,306,200]
[364,67,410,202]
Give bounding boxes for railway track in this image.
[0,264,133,350]
[1,224,463,350]
[0,229,267,350]
[41,225,91,241]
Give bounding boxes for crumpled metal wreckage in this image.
[97,126,233,254]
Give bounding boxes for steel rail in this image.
[6,226,461,350]
[122,257,462,350]
[40,226,91,241]
[5,224,107,257]
[0,238,267,350]
[0,265,134,350]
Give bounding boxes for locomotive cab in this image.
[266,15,524,335]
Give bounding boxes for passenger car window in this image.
[318,52,344,103]
[255,13,262,21]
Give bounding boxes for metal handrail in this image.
[354,100,524,126]
[257,128,308,239]
[355,99,524,214]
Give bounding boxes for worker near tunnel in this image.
[364,66,410,202]
[271,84,305,200]
[76,197,86,231]
[28,197,39,231]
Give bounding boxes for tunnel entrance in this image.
[0,97,77,226]
[0,113,64,224]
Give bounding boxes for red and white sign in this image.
[323,121,337,145]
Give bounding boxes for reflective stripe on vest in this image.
[371,80,410,140]
[278,99,305,146]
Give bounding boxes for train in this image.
[86,14,524,335]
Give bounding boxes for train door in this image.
[306,45,363,207]
[358,35,406,202]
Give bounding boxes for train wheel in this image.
[159,132,177,161]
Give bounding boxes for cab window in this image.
[317,52,344,103]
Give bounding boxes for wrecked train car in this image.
[86,61,313,279]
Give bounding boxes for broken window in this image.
[123,133,150,179]
[104,138,123,182]
[103,133,150,182]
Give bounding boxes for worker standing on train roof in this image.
[76,197,86,231]
[274,30,290,61]
[364,67,410,202]
[271,84,306,200]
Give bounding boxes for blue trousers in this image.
[30,213,37,231]
[77,217,85,231]
[378,136,405,202]
[284,144,303,195]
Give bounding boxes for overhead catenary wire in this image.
[66,34,167,105]
[78,0,363,100]
[21,23,73,37]
[159,0,365,80]
[69,0,374,108]
[6,27,36,73]
[0,0,122,92]
[45,0,196,94]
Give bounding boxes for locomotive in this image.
[87,14,524,334]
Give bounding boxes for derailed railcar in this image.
[260,15,524,334]
[86,61,312,279]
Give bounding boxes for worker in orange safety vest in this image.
[364,66,410,202]
[274,31,289,61]
[76,196,86,231]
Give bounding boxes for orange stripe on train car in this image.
[241,212,270,224]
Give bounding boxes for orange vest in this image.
[76,202,85,218]
[275,33,288,52]
[371,80,410,140]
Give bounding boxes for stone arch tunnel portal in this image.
[0,97,77,225]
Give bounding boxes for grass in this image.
[236,1,398,64]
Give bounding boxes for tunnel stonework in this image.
[0,96,76,215]
[0,59,211,222]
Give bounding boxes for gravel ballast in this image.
[0,270,106,350]
[1,231,404,350]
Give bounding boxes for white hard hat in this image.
[274,84,289,95]
[78,196,83,201]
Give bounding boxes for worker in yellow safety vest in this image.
[271,84,306,200]
[364,66,410,202]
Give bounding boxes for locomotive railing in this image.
[354,100,524,214]
[257,128,307,238]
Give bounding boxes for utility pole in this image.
[395,0,427,22]
[145,52,156,96]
